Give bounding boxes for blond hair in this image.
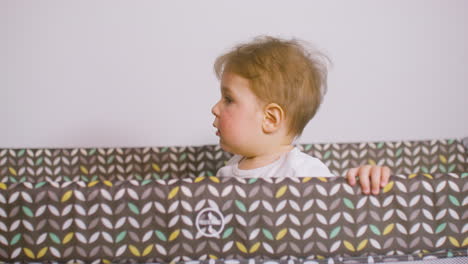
[214,36,330,137]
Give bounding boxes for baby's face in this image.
[211,72,265,155]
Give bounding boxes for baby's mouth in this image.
[212,123,220,136]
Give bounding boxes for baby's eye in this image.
[224,96,233,103]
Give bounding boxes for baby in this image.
[211,36,390,195]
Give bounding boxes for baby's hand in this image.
[346,165,391,195]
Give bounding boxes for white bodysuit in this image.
[216,147,334,178]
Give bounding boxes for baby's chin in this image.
[219,141,239,155]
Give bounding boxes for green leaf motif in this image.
[439,164,447,173]
[262,228,274,240]
[89,148,96,155]
[155,230,167,241]
[330,226,341,239]
[142,179,152,186]
[370,224,381,235]
[18,149,25,157]
[10,234,21,245]
[305,144,312,151]
[107,155,114,164]
[49,233,61,244]
[343,198,354,209]
[248,178,258,184]
[22,206,33,217]
[180,154,187,161]
[323,151,331,160]
[377,142,384,149]
[448,164,455,173]
[35,157,43,166]
[235,200,246,212]
[395,148,403,157]
[35,182,47,188]
[421,166,429,174]
[435,223,447,234]
[116,231,127,243]
[128,202,140,214]
[222,227,233,239]
[449,195,460,206]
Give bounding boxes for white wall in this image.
[1,0,467,148]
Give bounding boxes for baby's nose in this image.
[211,101,220,116]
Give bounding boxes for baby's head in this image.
[211,36,329,156]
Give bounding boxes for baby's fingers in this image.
[346,167,359,186]
[358,165,372,194]
[381,166,391,187]
[370,166,381,195]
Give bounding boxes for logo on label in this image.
[196,207,225,238]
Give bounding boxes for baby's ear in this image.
[262,103,285,133]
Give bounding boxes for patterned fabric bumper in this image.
[0,138,467,263]
[0,175,466,263]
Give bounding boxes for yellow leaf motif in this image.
[423,174,433,179]
[23,248,35,259]
[80,166,89,175]
[169,229,180,241]
[61,191,73,202]
[129,245,141,256]
[276,228,288,240]
[317,255,325,260]
[383,223,394,235]
[142,245,153,256]
[37,247,48,258]
[63,232,74,244]
[168,187,179,199]
[250,242,260,253]
[275,186,288,198]
[236,241,248,253]
[343,240,355,252]
[209,176,220,183]
[409,174,417,179]
[357,239,368,251]
[103,181,113,187]
[0,183,7,190]
[302,177,312,183]
[368,159,376,166]
[439,155,447,164]
[209,254,218,259]
[103,259,111,264]
[462,237,468,247]
[194,176,205,183]
[317,177,328,182]
[152,163,161,172]
[449,236,460,247]
[9,167,17,176]
[383,181,394,193]
[88,181,99,187]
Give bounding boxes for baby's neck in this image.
[238,144,294,170]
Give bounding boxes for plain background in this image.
[1,0,467,148]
